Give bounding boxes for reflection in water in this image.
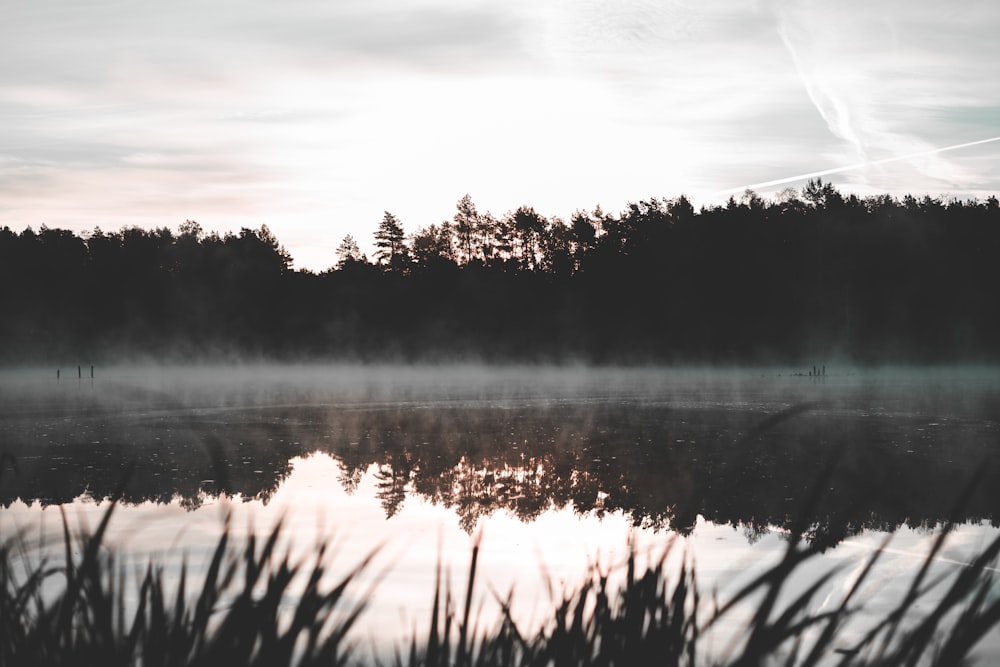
[1,365,998,543]
[2,365,999,660]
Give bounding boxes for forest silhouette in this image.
[2,180,999,364]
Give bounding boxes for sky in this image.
[2,0,999,271]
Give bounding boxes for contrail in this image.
[718,135,1000,195]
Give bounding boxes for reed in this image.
[2,501,999,666]
[402,526,1000,667]
[0,499,376,667]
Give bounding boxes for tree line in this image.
[2,180,999,364]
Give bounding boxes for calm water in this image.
[1,364,999,660]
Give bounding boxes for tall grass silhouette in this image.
[4,498,999,666]
[1,496,377,667]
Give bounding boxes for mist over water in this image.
[3,363,999,523]
[2,363,999,658]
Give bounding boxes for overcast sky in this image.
[3,0,999,270]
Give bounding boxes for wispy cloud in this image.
[720,135,1000,195]
[765,0,1000,194]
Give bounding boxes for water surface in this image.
[1,364,998,659]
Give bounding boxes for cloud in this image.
[1,0,538,88]
[765,0,1000,192]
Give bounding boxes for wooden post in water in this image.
[78,365,81,379]
[57,369,60,381]
[90,365,94,379]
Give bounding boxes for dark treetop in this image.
[2,181,999,364]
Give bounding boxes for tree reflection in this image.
[2,396,998,545]
[374,456,411,518]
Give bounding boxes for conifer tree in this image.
[374,211,408,269]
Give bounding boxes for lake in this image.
[1,364,999,662]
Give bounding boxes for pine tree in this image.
[335,234,363,269]
[374,211,407,269]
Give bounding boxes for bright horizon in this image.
[3,0,999,271]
